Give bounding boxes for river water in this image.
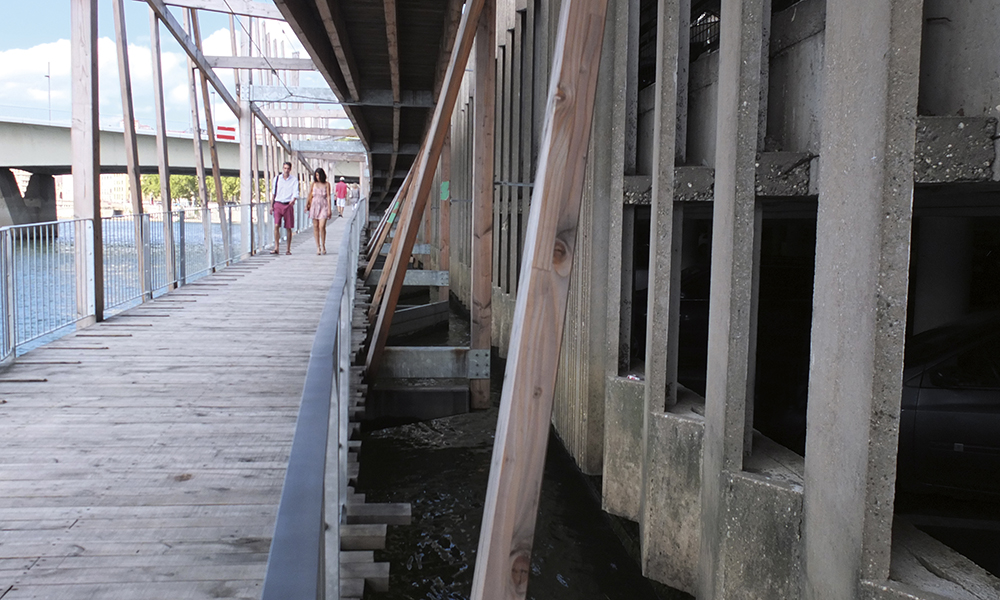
[357,314,691,599]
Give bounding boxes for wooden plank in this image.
[192,10,231,261]
[438,130,452,302]
[468,0,610,596]
[470,0,495,410]
[367,176,418,321]
[314,0,361,101]
[205,55,316,70]
[364,0,489,375]
[0,222,350,597]
[149,0,285,20]
[143,0,241,118]
[112,0,148,304]
[148,5,175,289]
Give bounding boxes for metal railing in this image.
[261,200,367,599]
[0,201,311,362]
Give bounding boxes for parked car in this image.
[898,312,1000,496]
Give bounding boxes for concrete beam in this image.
[914,116,997,183]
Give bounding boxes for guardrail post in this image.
[2,231,14,360]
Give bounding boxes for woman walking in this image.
[306,168,333,255]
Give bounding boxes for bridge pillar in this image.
[24,173,58,224]
[0,168,33,227]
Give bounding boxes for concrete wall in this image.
[686,51,719,167]
[766,0,825,154]
[443,0,1000,598]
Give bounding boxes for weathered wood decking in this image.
[0,220,346,599]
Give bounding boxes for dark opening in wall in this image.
[690,0,720,62]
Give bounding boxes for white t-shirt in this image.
[273,174,298,203]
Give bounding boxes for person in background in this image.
[306,168,332,255]
[347,182,360,208]
[334,177,348,217]
[270,161,297,255]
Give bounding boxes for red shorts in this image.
[273,201,294,229]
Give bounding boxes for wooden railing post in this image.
[469,0,610,596]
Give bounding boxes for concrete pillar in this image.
[0,169,28,227]
[697,0,767,597]
[802,0,922,598]
[24,173,57,224]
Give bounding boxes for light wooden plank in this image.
[469,0,610,596]
[366,0,488,374]
[469,1,496,410]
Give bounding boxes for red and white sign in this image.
[216,125,236,141]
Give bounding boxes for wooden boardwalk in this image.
[0,219,347,599]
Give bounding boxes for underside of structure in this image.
[274,0,461,204]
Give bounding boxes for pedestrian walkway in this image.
[0,218,347,599]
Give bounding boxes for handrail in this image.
[0,201,310,363]
[261,199,366,599]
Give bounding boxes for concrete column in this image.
[802,0,922,598]
[637,0,686,567]
[24,174,57,223]
[0,169,28,227]
[697,0,767,597]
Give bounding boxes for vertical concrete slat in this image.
[697,0,767,597]
[803,0,923,596]
[637,0,685,579]
[71,0,103,323]
[439,130,452,303]
[471,1,496,410]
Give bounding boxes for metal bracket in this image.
[467,349,490,379]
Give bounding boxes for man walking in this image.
[271,162,298,254]
[335,177,348,217]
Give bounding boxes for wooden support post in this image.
[149,7,176,288]
[192,10,231,263]
[438,130,451,303]
[365,0,488,375]
[184,9,212,267]
[239,21,253,256]
[470,0,610,595]
[470,1,495,410]
[367,171,417,322]
[113,0,150,300]
[71,0,103,323]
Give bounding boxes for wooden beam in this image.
[315,0,362,101]
[143,0,241,118]
[367,171,417,321]
[249,85,435,107]
[383,0,401,199]
[192,9,231,260]
[365,0,488,375]
[438,130,451,303]
[289,139,366,153]
[274,126,355,137]
[205,55,317,71]
[257,107,348,120]
[70,0,104,322]
[113,0,150,301]
[146,0,284,20]
[468,0,610,596]
[469,0,495,410]
[149,7,176,287]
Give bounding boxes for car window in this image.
[923,337,1000,389]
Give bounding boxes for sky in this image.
[0,0,328,133]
